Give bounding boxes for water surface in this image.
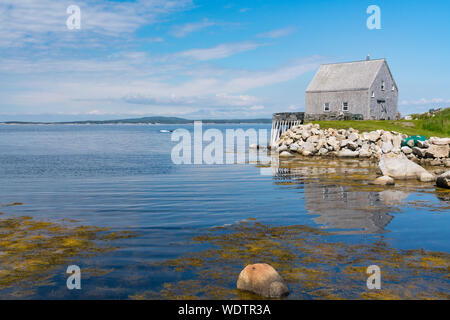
[0,124,448,299]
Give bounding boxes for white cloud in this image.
[400,98,450,105]
[0,0,193,48]
[0,55,321,117]
[222,57,320,92]
[175,41,262,61]
[0,1,323,119]
[170,19,216,37]
[257,27,296,39]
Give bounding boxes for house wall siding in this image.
[369,63,399,120]
[305,90,370,119]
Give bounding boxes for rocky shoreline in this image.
[274,123,449,164]
[272,123,450,187]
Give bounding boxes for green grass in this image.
[310,108,450,138]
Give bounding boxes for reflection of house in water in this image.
[303,183,394,234]
[268,157,402,235]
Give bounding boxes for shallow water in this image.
[0,124,448,299]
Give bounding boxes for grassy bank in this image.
[310,108,449,138]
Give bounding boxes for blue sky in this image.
[1,0,449,121]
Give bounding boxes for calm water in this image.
[0,124,449,299]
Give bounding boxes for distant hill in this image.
[1,116,272,125]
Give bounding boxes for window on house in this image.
[392,85,395,91]
[381,81,385,91]
[371,91,375,98]
[324,102,330,112]
[342,102,349,112]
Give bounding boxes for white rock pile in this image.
[275,123,450,167]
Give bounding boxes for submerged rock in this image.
[419,171,436,182]
[237,263,289,298]
[436,171,450,189]
[371,176,395,186]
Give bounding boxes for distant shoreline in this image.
[0,116,272,125]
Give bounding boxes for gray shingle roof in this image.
[306,59,386,93]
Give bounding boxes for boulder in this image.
[436,171,450,189]
[311,128,320,135]
[306,135,319,144]
[424,144,449,159]
[302,142,315,153]
[379,153,435,180]
[371,176,395,185]
[444,159,450,168]
[316,139,327,150]
[381,132,393,143]
[340,140,349,148]
[279,151,293,157]
[381,142,393,154]
[278,145,288,152]
[417,140,429,148]
[289,143,300,152]
[318,148,328,155]
[348,132,359,142]
[430,159,442,166]
[368,131,380,142]
[301,131,310,140]
[392,135,402,149]
[338,149,359,157]
[327,136,340,151]
[401,146,413,154]
[237,263,289,298]
[429,138,450,145]
[419,171,436,182]
[359,150,371,158]
[347,141,358,151]
[412,147,427,158]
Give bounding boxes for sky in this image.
[0,0,449,121]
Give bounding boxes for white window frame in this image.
[392,85,395,91]
[324,102,330,112]
[342,102,349,112]
[381,81,385,91]
[371,91,375,98]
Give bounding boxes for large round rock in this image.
[436,171,450,189]
[237,263,289,298]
